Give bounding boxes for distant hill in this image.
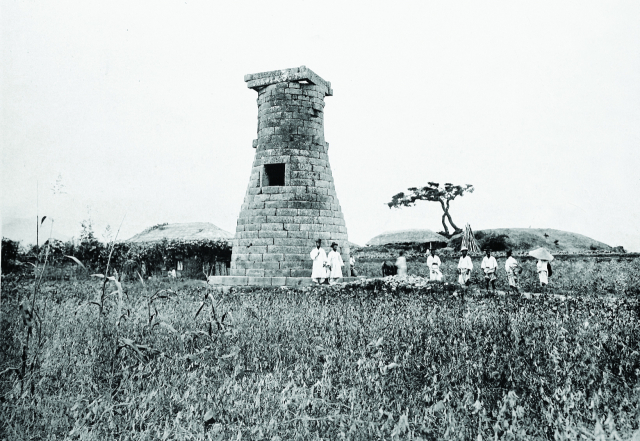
[126,222,233,243]
[448,228,612,253]
[366,229,448,246]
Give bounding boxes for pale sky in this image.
[2,1,640,250]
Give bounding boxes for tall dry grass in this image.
[1,274,639,440]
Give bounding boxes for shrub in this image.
[1,238,21,272]
[479,234,512,252]
[448,235,463,251]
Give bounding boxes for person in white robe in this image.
[310,239,328,284]
[349,255,357,277]
[481,248,498,291]
[457,246,473,287]
[327,242,344,284]
[537,259,549,289]
[426,248,442,282]
[504,250,520,294]
[395,251,407,277]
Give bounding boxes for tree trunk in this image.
[444,200,462,234]
[439,200,450,236]
[441,213,450,236]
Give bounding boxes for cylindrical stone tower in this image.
[230,66,350,280]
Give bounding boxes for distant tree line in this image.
[1,236,231,278]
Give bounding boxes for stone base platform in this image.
[208,276,361,288]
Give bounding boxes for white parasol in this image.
[528,247,554,261]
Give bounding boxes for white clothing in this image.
[395,256,407,276]
[537,260,548,285]
[504,256,518,274]
[481,256,497,273]
[505,256,519,287]
[427,254,442,281]
[481,255,498,282]
[457,255,473,271]
[310,247,328,280]
[327,250,344,279]
[458,255,473,285]
[349,256,356,277]
[427,254,441,269]
[458,271,470,285]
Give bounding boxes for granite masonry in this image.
[209,66,352,287]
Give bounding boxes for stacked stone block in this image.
[230,66,350,278]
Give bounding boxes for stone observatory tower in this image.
[226,66,350,285]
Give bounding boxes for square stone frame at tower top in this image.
[209,66,357,288]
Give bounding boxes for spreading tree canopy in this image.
[388,182,474,237]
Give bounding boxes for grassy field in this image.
[1,268,640,440]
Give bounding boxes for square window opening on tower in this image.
[263,163,286,186]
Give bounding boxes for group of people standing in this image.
[310,239,346,285]
[454,247,524,293]
[396,246,552,293]
[309,238,553,292]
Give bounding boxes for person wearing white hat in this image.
[426,246,442,282]
[529,247,553,292]
[457,246,473,287]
